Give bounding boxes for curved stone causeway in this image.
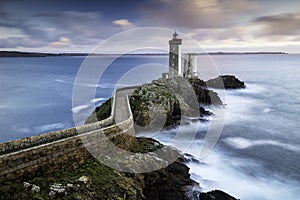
[0,86,138,180]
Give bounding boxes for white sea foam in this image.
[212,86,271,125]
[224,137,300,152]
[238,83,267,94]
[187,150,300,200]
[72,97,107,114]
[141,121,288,200]
[213,95,259,124]
[90,98,106,103]
[54,79,65,83]
[71,104,90,114]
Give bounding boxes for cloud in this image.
[113,19,134,29]
[137,0,258,29]
[0,1,299,52]
[255,13,300,36]
[0,27,24,38]
[28,10,109,43]
[0,10,119,49]
[0,36,46,48]
[218,0,258,12]
[49,36,71,47]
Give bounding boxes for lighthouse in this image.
[168,31,182,78]
[183,53,197,78]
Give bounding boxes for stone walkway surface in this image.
[113,88,137,124]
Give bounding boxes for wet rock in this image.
[206,75,245,89]
[129,76,221,130]
[143,156,200,200]
[200,190,238,200]
[183,153,201,164]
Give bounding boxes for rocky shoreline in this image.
[0,75,244,199]
[0,137,238,200]
[86,75,245,129]
[84,75,244,199]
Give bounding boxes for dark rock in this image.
[1,138,239,200]
[124,137,200,200]
[200,190,238,200]
[85,76,224,129]
[82,76,243,200]
[206,75,245,89]
[188,78,222,105]
[85,98,112,124]
[183,153,201,164]
[143,156,200,200]
[129,77,221,130]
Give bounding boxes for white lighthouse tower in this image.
[168,31,182,78]
[183,53,197,78]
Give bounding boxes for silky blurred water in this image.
[0,54,299,199]
[0,55,167,142]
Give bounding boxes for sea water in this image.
[0,54,299,199]
[142,54,300,199]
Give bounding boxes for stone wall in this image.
[0,87,136,181]
[0,117,135,180]
[0,117,113,156]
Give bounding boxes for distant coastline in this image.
[0,51,288,57]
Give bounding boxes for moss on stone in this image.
[0,157,144,200]
[85,98,112,124]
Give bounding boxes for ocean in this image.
[0,54,299,199]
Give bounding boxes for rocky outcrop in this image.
[206,75,246,89]
[143,156,200,200]
[81,75,244,200]
[200,190,238,200]
[0,138,202,200]
[131,138,201,200]
[85,98,112,124]
[129,76,221,129]
[85,76,222,128]
[0,129,239,200]
[86,75,246,129]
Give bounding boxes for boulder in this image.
[200,190,238,200]
[131,138,201,200]
[129,76,221,129]
[206,75,245,89]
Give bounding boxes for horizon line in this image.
[0,50,295,57]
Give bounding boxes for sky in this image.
[0,0,300,53]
